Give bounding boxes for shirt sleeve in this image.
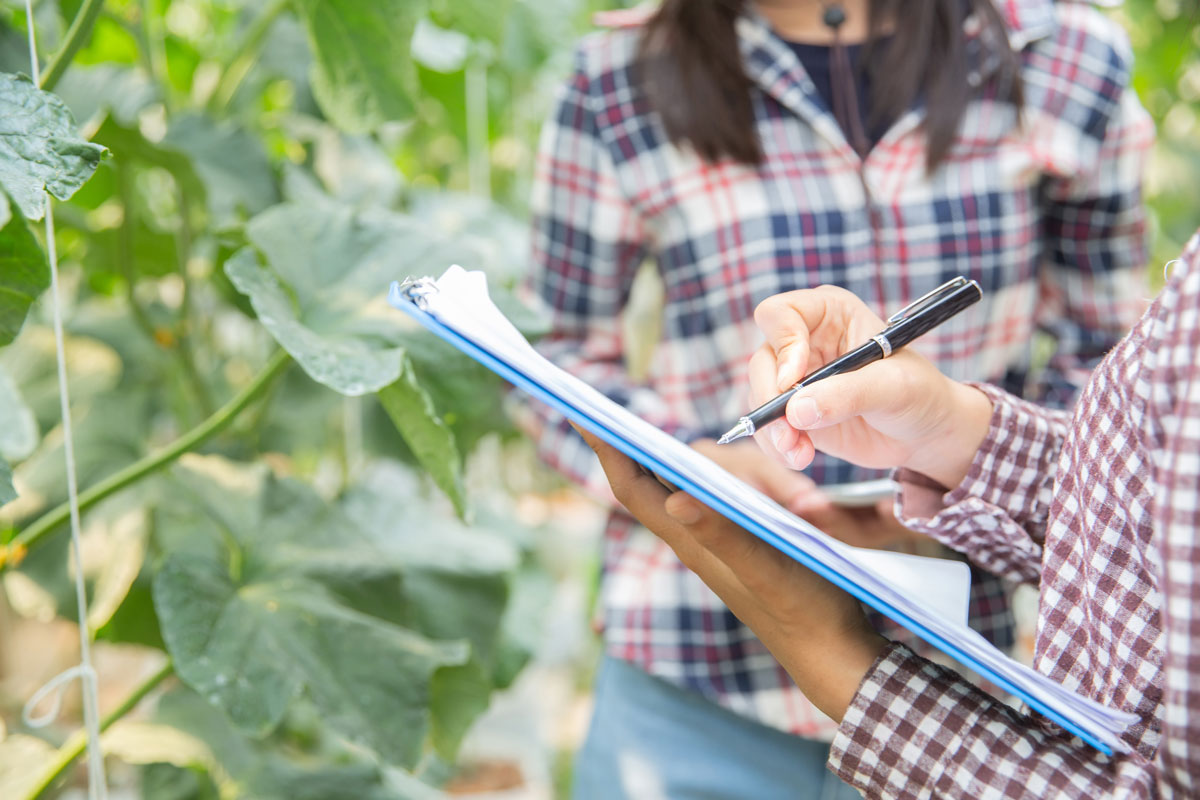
[517,42,701,498]
[1032,75,1154,408]
[1148,232,1200,794]
[827,233,1200,799]
[892,383,1069,584]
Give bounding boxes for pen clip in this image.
[886,276,970,324]
[398,276,438,310]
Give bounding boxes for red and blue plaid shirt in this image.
[523,0,1151,738]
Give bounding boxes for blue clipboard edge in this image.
[389,283,1113,755]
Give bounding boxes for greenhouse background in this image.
[0,0,1197,797]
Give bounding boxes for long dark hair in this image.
[635,0,1024,171]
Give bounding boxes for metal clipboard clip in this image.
[397,276,439,310]
[886,276,972,324]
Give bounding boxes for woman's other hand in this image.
[693,437,919,549]
[750,286,993,489]
[690,437,812,509]
[576,425,887,722]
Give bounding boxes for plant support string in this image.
[21,2,108,797]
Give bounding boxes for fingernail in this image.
[788,396,821,428]
[785,447,805,470]
[770,427,783,449]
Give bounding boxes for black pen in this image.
[717,277,983,445]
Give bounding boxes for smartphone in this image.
[820,478,897,507]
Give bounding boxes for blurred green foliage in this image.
[1120,0,1200,271]
[0,0,618,796]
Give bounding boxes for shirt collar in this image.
[994,0,1058,50]
[736,0,1057,142]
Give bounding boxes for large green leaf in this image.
[162,114,277,229]
[150,688,427,800]
[152,456,518,767]
[55,64,158,129]
[0,72,106,220]
[400,330,515,453]
[377,358,466,519]
[294,0,425,133]
[223,198,438,396]
[0,210,48,347]
[155,555,466,767]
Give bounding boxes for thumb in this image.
[785,363,903,431]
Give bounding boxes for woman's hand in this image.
[789,487,923,550]
[695,439,919,549]
[690,437,811,510]
[750,286,994,489]
[576,425,888,722]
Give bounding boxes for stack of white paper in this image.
[389,266,1138,754]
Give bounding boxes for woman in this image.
[578,230,1200,797]
[523,0,1150,795]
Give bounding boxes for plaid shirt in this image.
[830,230,1200,798]
[524,0,1151,737]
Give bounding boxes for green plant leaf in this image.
[155,553,467,768]
[0,210,49,347]
[491,564,554,689]
[223,198,435,396]
[150,688,422,800]
[0,458,14,506]
[377,358,467,518]
[429,0,515,45]
[162,114,277,229]
[400,330,514,453]
[428,659,491,761]
[55,64,159,129]
[151,456,519,767]
[92,114,206,202]
[0,72,106,220]
[294,0,425,133]
[0,364,37,462]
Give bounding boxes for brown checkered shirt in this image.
[827,230,1200,797]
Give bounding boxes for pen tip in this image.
[717,419,753,445]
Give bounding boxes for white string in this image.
[22,665,96,728]
[23,3,109,797]
[1164,258,1182,282]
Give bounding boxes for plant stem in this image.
[115,161,160,346]
[172,185,214,416]
[38,0,106,92]
[206,0,288,114]
[139,0,170,110]
[10,349,291,556]
[22,660,175,800]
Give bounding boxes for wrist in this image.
[903,380,993,489]
[780,622,888,722]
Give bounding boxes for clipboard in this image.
[387,270,1137,755]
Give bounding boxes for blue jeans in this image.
[571,656,862,800]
